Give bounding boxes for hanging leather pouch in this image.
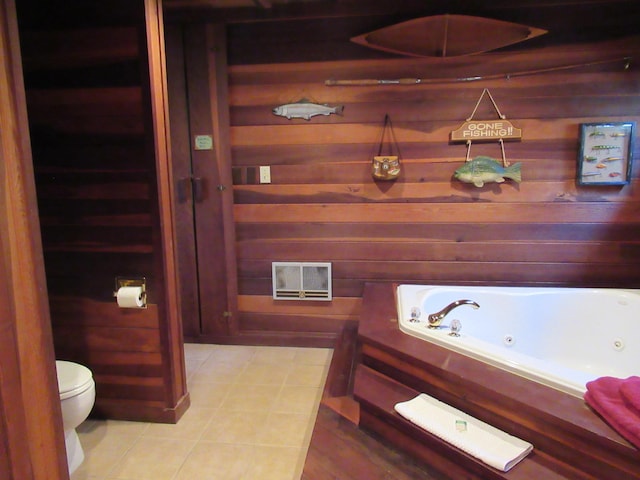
[372,114,401,181]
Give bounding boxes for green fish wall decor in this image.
[454,156,522,187]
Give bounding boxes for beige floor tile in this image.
[236,363,291,385]
[70,471,101,480]
[276,385,323,414]
[251,346,298,364]
[174,443,252,480]
[71,431,138,479]
[186,381,232,408]
[256,412,313,447]
[185,357,206,381]
[142,406,217,440]
[192,359,248,384]
[286,364,328,387]
[242,445,303,480]
[200,410,269,444]
[78,419,148,438]
[220,384,282,412]
[109,436,196,480]
[71,344,331,480]
[202,345,257,365]
[293,347,333,366]
[184,343,216,377]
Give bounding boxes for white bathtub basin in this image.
[396,284,640,397]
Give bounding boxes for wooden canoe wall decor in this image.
[351,14,547,57]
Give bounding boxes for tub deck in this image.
[353,282,640,479]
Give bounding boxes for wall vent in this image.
[272,262,332,301]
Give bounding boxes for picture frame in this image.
[577,122,635,185]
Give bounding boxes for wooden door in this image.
[166,23,238,341]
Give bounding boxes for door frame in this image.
[0,0,68,477]
[166,22,238,342]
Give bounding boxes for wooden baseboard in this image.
[184,330,338,348]
[92,392,190,424]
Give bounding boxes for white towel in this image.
[394,393,533,472]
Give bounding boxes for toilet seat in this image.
[56,360,94,400]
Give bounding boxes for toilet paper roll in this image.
[116,286,145,308]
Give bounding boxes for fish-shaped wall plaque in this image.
[454,156,522,187]
[272,99,344,120]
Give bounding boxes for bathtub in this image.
[396,284,640,397]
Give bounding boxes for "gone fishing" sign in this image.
[451,120,522,142]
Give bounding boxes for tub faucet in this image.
[427,299,479,328]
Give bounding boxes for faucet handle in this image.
[448,319,462,337]
[409,306,421,322]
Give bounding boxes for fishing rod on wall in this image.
[324,57,632,87]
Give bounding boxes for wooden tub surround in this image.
[353,283,640,479]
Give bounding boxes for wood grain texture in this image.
[158,1,640,345]
[18,0,186,423]
[302,404,445,480]
[353,283,640,480]
[211,7,640,343]
[0,1,68,476]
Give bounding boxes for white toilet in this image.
[55,360,96,474]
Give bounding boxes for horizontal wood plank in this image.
[229,117,640,146]
[238,294,361,316]
[49,298,160,329]
[26,87,143,116]
[234,180,640,202]
[235,221,640,242]
[20,27,139,70]
[53,325,161,353]
[70,351,164,377]
[238,260,640,286]
[231,139,584,165]
[239,313,352,334]
[237,240,640,264]
[235,202,640,224]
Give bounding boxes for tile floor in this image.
[71,343,333,480]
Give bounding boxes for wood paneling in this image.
[353,283,640,479]
[17,0,187,423]
[0,0,68,476]
[165,23,241,343]
[302,404,444,480]
[208,1,640,343]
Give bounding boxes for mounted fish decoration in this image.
[454,156,522,187]
[451,89,523,188]
[272,99,344,120]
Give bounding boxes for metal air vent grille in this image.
[272,262,332,301]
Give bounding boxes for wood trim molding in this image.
[0,0,68,477]
[206,23,240,333]
[93,393,191,423]
[143,0,189,414]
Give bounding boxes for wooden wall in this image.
[17,0,187,423]
[1,0,68,476]
[166,1,640,345]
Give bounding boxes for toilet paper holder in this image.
[113,277,147,307]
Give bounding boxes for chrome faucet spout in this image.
[427,299,479,328]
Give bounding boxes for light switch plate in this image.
[259,166,271,183]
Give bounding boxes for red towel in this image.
[584,376,640,449]
[620,376,640,416]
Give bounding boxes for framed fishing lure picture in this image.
[577,122,635,185]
